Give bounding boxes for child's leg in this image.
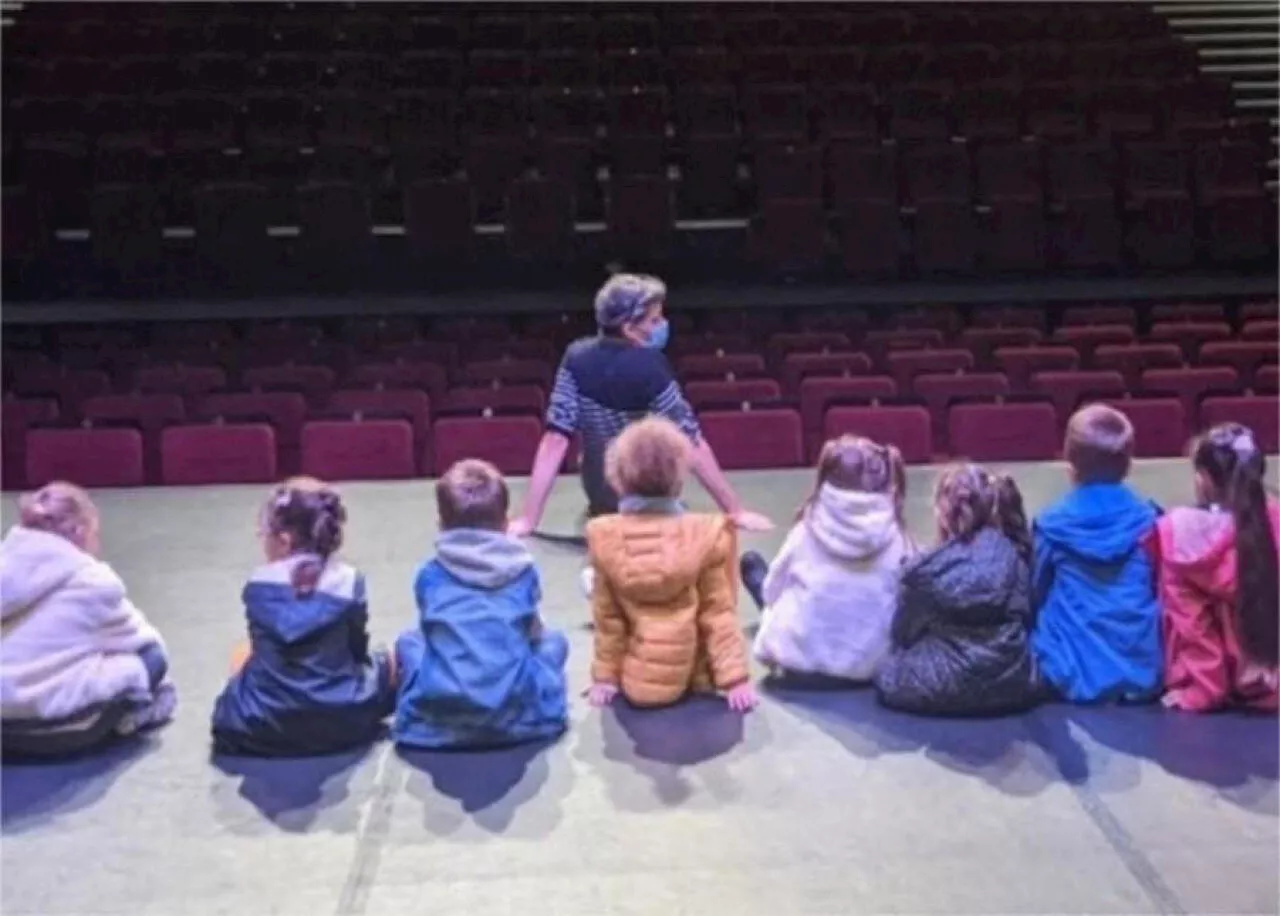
[394,629,426,686]
[739,551,769,610]
[137,642,169,690]
[536,630,570,670]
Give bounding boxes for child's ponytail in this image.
[1227,442,1278,666]
[993,474,1032,562]
[1193,425,1279,667]
[885,443,906,527]
[264,477,348,597]
[799,435,905,523]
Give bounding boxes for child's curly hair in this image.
[934,463,1031,560]
[18,481,97,547]
[606,417,690,499]
[262,476,346,595]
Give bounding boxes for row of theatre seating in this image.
[9,6,1175,58]
[4,3,1273,289]
[4,300,1277,490]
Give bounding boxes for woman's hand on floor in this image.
[730,509,774,532]
[726,682,759,713]
[507,516,535,538]
[585,682,619,707]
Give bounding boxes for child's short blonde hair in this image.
[1065,404,1135,484]
[606,417,690,499]
[18,481,97,546]
[437,459,509,531]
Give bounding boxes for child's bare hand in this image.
[585,682,619,707]
[730,510,774,532]
[726,682,759,712]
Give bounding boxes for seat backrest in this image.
[327,388,433,441]
[699,408,804,469]
[686,378,782,410]
[300,419,417,481]
[1097,398,1188,458]
[27,427,145,488]
[197,392,309,445]
[1200,395,1279,453]
[160,423,278,486]
[949,402,1059,461]
[822,404,932,463]
[430,415,543,475]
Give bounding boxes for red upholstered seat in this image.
[1200,396,1279,454]
[1029,370,1128,424]
[948,402,1060,461]
[1141,366,1240,428]
[699,407,804,469]
[300,419,417,481]
[686,379,782,411]
[431,415,543,476]
[161,423,278,485]
[1097,398,1188,458]
[823,405,933,464]
[27,427,145,489]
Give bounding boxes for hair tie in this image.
[1232,432,1257,462]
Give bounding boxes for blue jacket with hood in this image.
[211,555,394,757]
[393,529,568,750]
[1031,482,1162,702]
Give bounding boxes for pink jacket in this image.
[1148,502,1280,713]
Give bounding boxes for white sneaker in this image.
[116,681,177,736]
[579,566,596,598]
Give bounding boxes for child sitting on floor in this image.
[211,477,394,757]
[1032,404,1163,703]
[393,459,568,749]
[585,417,758,712]
[1,482,175,758]
[876,464,1041,716]
[745,435,914,682]
[1150,423,1279,712]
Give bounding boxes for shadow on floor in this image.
[579,694,768,811]
[765,683,1060,797]
[399,737,566,837]
[1029,703,1280,812]
[1,736,157,834]
[212,745,374,834]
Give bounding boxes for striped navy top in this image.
[545,336,700,503]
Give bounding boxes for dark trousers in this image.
[2,642,169,760]
[740,551,769,610]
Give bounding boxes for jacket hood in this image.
[0,526,99,621]
[244,555,361,644]
[434,528,534,590]
[1156,502,1280,599]
[1036,483,1158,564]
[904,527,1024,614]
[588,514,727,605]
[806,485,903,561]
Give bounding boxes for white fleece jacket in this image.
[752,485,914,681]
[0,526,163,722]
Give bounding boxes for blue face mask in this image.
[644,319,670,350]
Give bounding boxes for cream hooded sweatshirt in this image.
[0,526,163,722]
[752,485,914,681]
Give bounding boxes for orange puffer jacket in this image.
[586,512,749,707]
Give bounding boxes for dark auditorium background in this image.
[2,2,1277,489]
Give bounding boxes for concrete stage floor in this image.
[1,461,1276,916]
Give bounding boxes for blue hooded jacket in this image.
[1031,483,1162,702]
[393,529,568,750]
[211,556,393,757]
